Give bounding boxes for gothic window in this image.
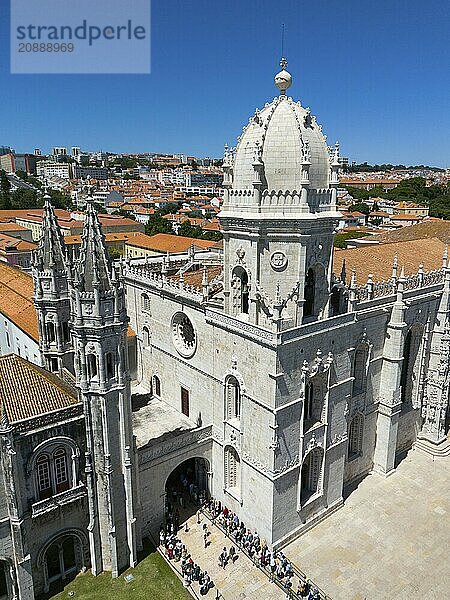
[352,344,369,396]
[86,354,98,380]
[348,413,364,460]
[46,322,56,343]
[33,443,76,503]
[330,285,341,316]
[303,268,315,318]
[225,376,241,420]
[62,322,70,344]
[142,326,150,347]
[44,535,81,591]
[37,454,52,500]
[153,375,161,397]
[141,293,151,313]
[181,387,190,417]
[400,325,423,404]
[224,445,240,494]
[105,352,115,380]
[53,447,70,493]
[300,447,323,505]
[303,377,324,432]
[231,266,249,315]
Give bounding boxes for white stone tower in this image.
[220,58,341,329]
[33,193,73,374]
[71,202,138,577]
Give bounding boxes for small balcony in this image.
[31,484,86,518]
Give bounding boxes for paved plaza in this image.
[177,513,287,600]
[284,449,450,600]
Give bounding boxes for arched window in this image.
[142,326,150,347]
[231,266,249,315]
[330,285,342,316]
[303,268,315,318]
[86,354,98,380]
[46,322,56,343]
[300,447,323,505]
[62,322,70,344]
[153,375,161,397]
[224,446,240,494]
[225,376,241,420]
[141,293,151,313]
[303,377,324,432]
[34,446,75,500]
[352,343,369,396]
[400,325,423,404]
[54,447,70,493]
[37,454,52,500]
[348,413,364,460]
[105,352,115,380]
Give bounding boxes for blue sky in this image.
[1,0,449,166]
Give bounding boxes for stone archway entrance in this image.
[164,457,210,528]
[43,534,85,593]
[0,561,15,600]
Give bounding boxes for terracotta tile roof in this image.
[0,354,79,424]
[126,233,216,253]
[363,219,450,245]
[0,263,135,341]
[0,222,29,232]
[169,265,223,289]
[0,263,38,340]
[333,238,445,284]
[0,233,37,252]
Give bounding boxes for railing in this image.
[355,267,445,303]
[31,484,86,518]
[201,508,331,600]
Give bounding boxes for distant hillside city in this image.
[0,143,450,271]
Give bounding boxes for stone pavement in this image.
[177,513,287,600]
[284,449,450,600]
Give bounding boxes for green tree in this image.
[145,214,173,236]
[349,202,370,215]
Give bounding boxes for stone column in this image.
[373,271,407,476]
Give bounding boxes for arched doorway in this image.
[42,533,85,593]
[0,561,15,600]
[165,457,210,528]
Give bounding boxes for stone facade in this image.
[0,61,449,599]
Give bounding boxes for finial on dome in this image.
[274,57,292,95]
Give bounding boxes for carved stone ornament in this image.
[270,251,288,272]
[236,246,246,264]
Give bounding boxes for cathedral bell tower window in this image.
[105,352,115,380]
[231,267,249,315]
[46,322,56,344]
[303,269,315,318]
[87,354,98,380]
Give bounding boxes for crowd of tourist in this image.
[162,469,323,600]
[204,497,322,600]
[160,517,215,596]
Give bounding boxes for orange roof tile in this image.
[0,354,79,424]
[0,263,38,340]
[126,233,216,253]
[333,238,445,284]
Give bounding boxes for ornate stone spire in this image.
[76,200,112,292]
[36,191,67,271]
[274,57,292,95]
